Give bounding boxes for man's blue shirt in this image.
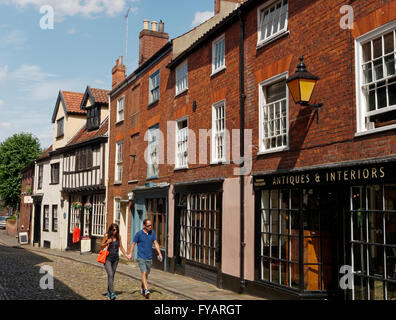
[133,229,156,259]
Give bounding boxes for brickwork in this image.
[19,164,34,241]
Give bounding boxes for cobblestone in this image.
[0,244,182,300]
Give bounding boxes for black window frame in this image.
[57,117,64,138]
[37,165,43,190]
[43,205,50,232]
[50,163,60,185]
[87,106,100,131]
[52,205,58,232]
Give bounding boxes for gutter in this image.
[238,8,247,294]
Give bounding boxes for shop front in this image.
[172,180,223,287]
[253,158,396,300]
[131,183,169,271]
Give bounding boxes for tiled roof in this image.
[62,91,86,114]
[66,118,109,147]
[90,88,109,104]
[37,145,53,161]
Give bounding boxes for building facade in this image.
[19,161,35,242]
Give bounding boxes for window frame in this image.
[43,205,50,232]
[116,96,125,123]
[37,164,43,190]
[355,20,396,135]
[149,69,160,104]
[87,106,100,131]
[52,205,58,232]
[50,162,60,185]
[211,34,226,75]
[114,198,121,226]
[176,60,188,96]
[147,125,159,179]
[175,117,189,170]
[258,72,289,155]
[115,141,124,184]
[211,100,226,164]
[56,117,64,138]
[257,0,289,48]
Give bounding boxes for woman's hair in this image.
[106,223,120,241]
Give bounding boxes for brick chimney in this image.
[139,19,169,66]
[112,56,126,89]
[215,0,245,14]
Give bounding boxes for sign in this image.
[63,212,66,219]
[24,196,33,204]
[254,161,396,189]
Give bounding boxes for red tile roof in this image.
[37,145,53,161]
[90,88,109,104]
[62,91,86,115]
[67,118,109,147]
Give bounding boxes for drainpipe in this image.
[238,8,246,294]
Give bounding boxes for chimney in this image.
[139,19,169,66]
[112,56,126,89]
[215,0,245,15]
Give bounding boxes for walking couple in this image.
[100,219,163,300]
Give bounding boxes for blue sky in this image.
[0,0,215,148]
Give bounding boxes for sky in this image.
[0,0,216,149]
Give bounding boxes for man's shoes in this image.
[143,289,150,298]
[107,291,111,299]
[140,289,144,295]
[110,293,116,300]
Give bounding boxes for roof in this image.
[51,90,86,123]
[80,86,109,109]
[36,145,53,162]
[57,117,109,152]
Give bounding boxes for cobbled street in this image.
[0,244,182,300]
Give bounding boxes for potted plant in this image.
[84,202,92,211]
[26,186,32,194]
[71,202,83,210]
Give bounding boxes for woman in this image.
[100,223,127,300]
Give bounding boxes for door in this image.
[131,198,145,260]
[33,204,41,245]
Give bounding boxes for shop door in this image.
[131,198,145,260]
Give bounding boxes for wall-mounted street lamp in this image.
[286,56,323,123]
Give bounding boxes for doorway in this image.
[33,204,41,245]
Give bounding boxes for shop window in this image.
[356,23,396,132]
[147,198,166,249]
[179,192,221,268]
[350,185,396,300]
[91,194,106,237]
[69,196,81,233]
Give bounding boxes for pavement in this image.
[0,230,263,300]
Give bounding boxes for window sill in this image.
[257,30,290,50]
[210,66,226,78]
[257,146,289,156]
[210,160,227,166]
[56,134,64,140]
[114,181,122,185]
[146,175,159,181]
[147,100,159,109]
[355,124,396,138]
[128,180,139,184]
[115,120,124,126]
[174,166,188,171]
[175,88,188,98]
[49,183,59,185]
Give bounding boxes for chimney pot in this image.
[151,21,158,32]
[143,19,149,30]
[158,20,164,33]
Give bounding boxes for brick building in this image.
[18,161,35,242]
[107,0,396,300]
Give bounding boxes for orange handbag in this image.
[97,245,109,264]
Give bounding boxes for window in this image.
[258,0,288,45]
[69,196,81,233]
[147,126,159,178]
[350,185,396,300]
[176,118,188,169]
[176,61,188,95]
[212,101,226,163]
[57,117,64,138]
[51,163,60,184]
[212,35,225,74]
[87,106,100,131]
[117,97,124,123]
[91,194,106,237]
[149,70,160,104]
[75,148,93,171]
[37,165,43,190]
[43,205,49,231]
[115,141,123,183]
[52,205,58,232]
[114,199,121,225]
[179,192,221,268]
[259,74,288,153]
[356,23,396,132]
[147,198,166,249]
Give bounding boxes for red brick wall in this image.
[139,30,169,66]
[19,165,34,240]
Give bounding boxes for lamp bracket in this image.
[299,102,323,124]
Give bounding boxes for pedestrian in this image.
[100,223,128,300]
[127,219,162,298]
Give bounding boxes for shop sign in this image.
[254,162,395,188]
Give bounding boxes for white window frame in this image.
[355,20,396,136]
[116,96,125,123]
[176,60,188,96]
[258,72,289,155]
[211,100,226,163]
[175,117,189,170]
[91,194,106,237]
[149,70,160,104]
[212,34,226,75]
[147,126,159,178]
[115,141,123,183]
[114,198,121,226]
[257,0,289,48]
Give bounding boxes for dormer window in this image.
[57,117,64,138]
[87,106,100,131]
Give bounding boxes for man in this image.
[127,219,162,298]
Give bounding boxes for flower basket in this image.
[72,202,83,210]
[84,202,92,211]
